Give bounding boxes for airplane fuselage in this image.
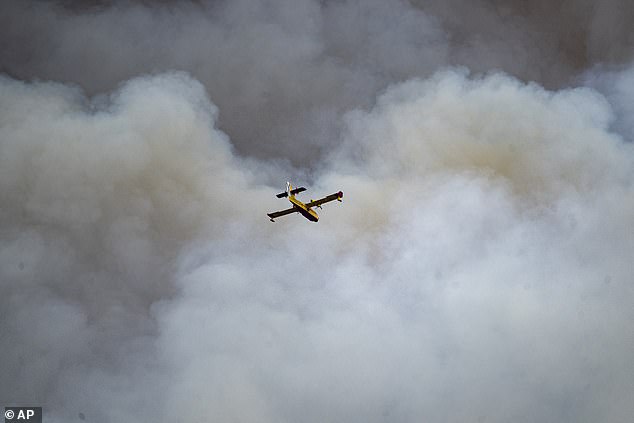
[289,196,319,222]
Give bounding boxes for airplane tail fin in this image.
[276,181,291,198]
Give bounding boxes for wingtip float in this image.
[267,181,343,222]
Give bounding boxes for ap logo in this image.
[4,407,42,423]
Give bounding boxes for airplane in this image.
[267,182,343,222]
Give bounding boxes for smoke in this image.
[3,0,633,165]
[413,0,634,85]
[0,0,450,165]
[1,1,633,422]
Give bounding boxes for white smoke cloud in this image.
[1,2,634,423]
[5,68,632,422]
[0,72,269,419]
[586,62,634,142]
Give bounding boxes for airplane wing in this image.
[304,191,343,209]
[267,207,296,221]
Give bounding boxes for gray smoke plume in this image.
[3,0,633,165]
[1,1,633,422]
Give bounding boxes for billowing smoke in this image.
[1,1,633,422]
[3,0,633,164]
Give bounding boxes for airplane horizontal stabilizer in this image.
[290,187,306,195]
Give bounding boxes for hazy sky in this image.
[1,1,633,422]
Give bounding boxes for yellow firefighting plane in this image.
[267,182,343,222]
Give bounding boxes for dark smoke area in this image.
[1,1,633,422]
